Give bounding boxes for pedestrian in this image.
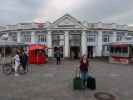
[14,51,20,76]
[22,51,28,73]
[55,49,61,64]
[79,54,89,88]
[19,53,22,63]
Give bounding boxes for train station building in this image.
[0,14,133,58]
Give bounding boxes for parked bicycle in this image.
[2,59,29,75]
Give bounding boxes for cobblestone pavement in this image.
[0,59,133,100]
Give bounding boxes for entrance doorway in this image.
[87,46,93,58]
[70,46,80,59]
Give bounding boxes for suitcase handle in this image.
[75,66,80,78]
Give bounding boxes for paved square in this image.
[0,59,133,100]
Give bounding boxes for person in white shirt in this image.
[14,52,20,76]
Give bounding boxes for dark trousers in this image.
[22,64,27,71]
[56,57,61,64]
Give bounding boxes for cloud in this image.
[0,0,44,25]
[35,0,87,22]
[102,10,133,24]
[0,0,133,25]
[73,0,133,24]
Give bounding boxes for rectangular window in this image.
[70,34,80,40]
[60,35,64,40]
[69,34,81,46]
[38,35,46,42]
[52,34,64,46]
[9,32,17,41]
[116,32,126,41]
[128,32,133,36]
[87,35,96,42]
[87,31,97,43]
[103,35,109,42]
[116,33,123,41]
[22,32,31,42]
[52,35,61,40]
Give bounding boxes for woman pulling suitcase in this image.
[79,54,89,88]
[73,54,96,90]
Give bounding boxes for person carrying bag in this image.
[79,54,89,88]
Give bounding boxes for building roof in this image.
[0,14,132,32]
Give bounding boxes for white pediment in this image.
[58,18,75,26]
[49,14,86,29]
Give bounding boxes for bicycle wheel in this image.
[2,64,12,75]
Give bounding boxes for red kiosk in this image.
[28,44,47,64]
[109,41,133,64]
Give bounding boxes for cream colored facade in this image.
[0,14,133,58]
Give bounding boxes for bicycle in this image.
[2,60,29,75]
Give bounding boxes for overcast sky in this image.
[0,0,133,25]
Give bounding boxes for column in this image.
[93,47,96,58]
[31,31,36,44]
[81,31,87,56]
[47,31,52,57]
[17,31,21,43]
[96,31,102,56]
[64,31,69,58]
[112,31,117,42]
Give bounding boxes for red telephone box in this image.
[28,44,47,64]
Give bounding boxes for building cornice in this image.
[0,14,133,32]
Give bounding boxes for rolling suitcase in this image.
[73,67,82,90]
[87,76,96,90]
